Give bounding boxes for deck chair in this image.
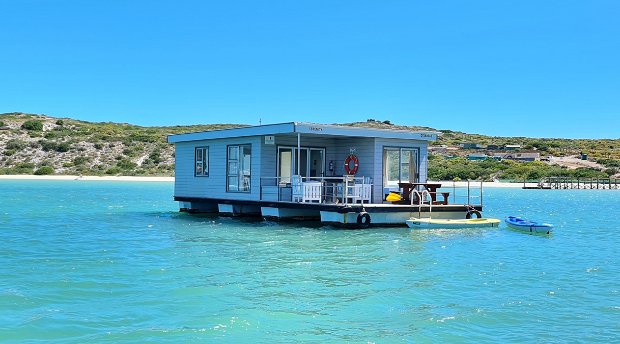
[291,175,303,202]
[302,181,322,203]
[291,175,323,203]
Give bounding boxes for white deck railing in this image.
[259,177,484,207]
[260,175,373,205]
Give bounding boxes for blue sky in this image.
[1,0,618,138]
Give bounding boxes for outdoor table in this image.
[398,182,443,203]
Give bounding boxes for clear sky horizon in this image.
[1,0,618,139]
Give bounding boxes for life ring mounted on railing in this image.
[344,154,359,175]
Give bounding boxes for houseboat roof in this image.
[168,122,440,143]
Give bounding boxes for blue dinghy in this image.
[505,216,553,234]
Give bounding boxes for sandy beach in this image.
[0,174,538,188]
[0,175,174,182]
[432,180,537,188]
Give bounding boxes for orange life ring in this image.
[344,155,359,174]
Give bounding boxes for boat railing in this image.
[431,180,484,207]
[411,189,432,218]
[259,175,373,205]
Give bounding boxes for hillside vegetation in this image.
[1,113,619,180]
[430,129,619,181]
[346,119,620,181]
[0,113,240,176]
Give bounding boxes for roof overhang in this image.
[167,122,440,143]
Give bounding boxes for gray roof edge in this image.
[167,122,296,143]
[293,122,440,134]
[168,121,439,143]
[292,122,440,140]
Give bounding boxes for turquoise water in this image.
[1,180,619,343]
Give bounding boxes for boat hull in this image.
[406,217,500,229]
[504,216,553,234]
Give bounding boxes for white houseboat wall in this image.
[167,122,484,228]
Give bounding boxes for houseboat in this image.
[167,122,484,228]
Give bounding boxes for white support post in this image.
[297,132,301,177]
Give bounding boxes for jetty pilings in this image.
[542,177,620,190]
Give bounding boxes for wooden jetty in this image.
[532,177,620,190]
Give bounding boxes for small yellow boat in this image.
[406,217,500,229]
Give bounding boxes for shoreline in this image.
[0,175,174,182]
[432,181,537,188]
[0,174,537,188]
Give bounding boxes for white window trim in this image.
[195,146,209,177]
[227,144,252,192]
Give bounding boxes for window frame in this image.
[226,144,252,193]
[194,146,209,177]
[383,146,420,185]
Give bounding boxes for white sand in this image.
[0,175,174,182]
[431,181,537,188]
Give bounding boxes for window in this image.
[383,147,419,186]
[227,145,251,192]
[195,147,209,177]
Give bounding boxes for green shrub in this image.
[21,120,43,131]
[605,168,618,176]
[117,159,137,170]
[105,167,121,175]
[122,147,142,157]
[0,120,4,127]
[56,119,64,125]
[34,166,54,175]
[55,142,71,152]
[4,149,15,156]
[74,166,90,174]
[73,156,90,165]
[572,167,607,179]
[597,159,620,168]
[94,143,104,150]
[17,162,35,169]
[5,139,26,150]
[39,140,57,151]
[44,131,59,139]
[2,166,34,174]
[149,150,162,164]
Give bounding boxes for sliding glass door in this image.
[278,146,325,183]
[383,147,419,186]
[309,149,324,178]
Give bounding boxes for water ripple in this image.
[1,182,619,342]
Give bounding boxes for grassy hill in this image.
[1,113,619,180]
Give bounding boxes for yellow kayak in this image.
[406,217,500,229]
